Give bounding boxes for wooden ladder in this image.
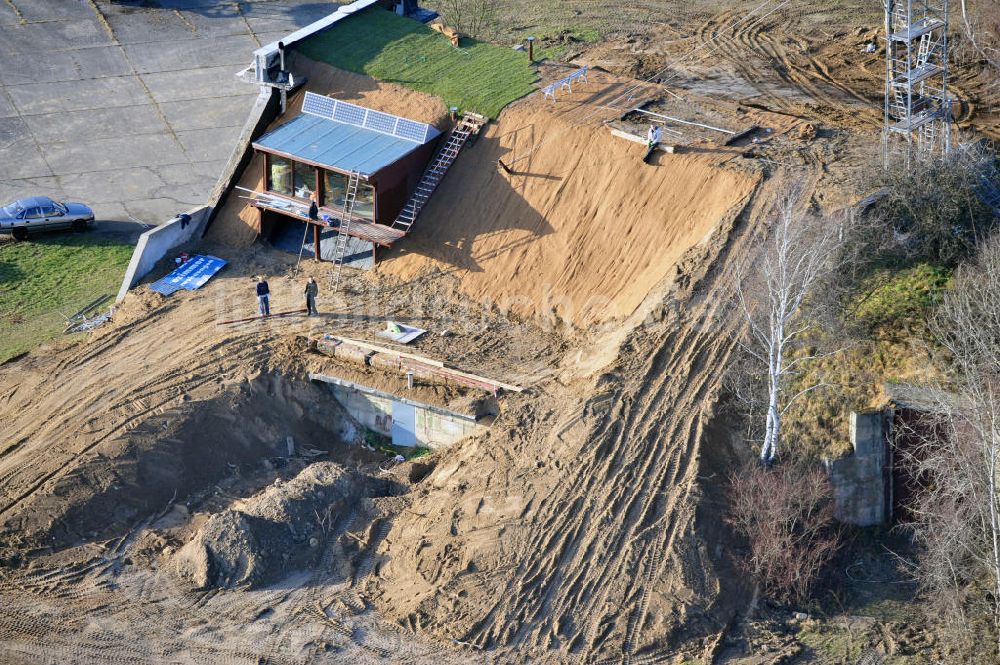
[391,112,487,233]
[330,170,361,292]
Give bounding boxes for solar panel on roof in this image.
[396,118,429,143]
[333,101,366,126]
[299,92,437,145]
[366,110,397,135]
[302,93,335,119]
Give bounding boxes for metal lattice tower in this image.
[883,0,952,166]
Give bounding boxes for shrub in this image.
[726,461,841,605]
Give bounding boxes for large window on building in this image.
[293,161,315,199]
[267,155,292,196]
[321,169,374,220]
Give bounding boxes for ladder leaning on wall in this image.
[391,112,487,234]
[329,170,361,292]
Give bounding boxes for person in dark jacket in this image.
[256,276,270,317]
[304,276,318,316]
[308,191,319,222]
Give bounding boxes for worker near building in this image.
[308,191,319,222]
[256,276,271,317]
[646,124,661,149]
[304,276,318,316]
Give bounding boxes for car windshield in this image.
[3,202,24,216]
[55,202,68,213]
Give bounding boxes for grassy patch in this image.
[363,428,431,461]
[297,7,537,118]
[0,234,132,362]
[850,264,951,337]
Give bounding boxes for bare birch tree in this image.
[909,235,1000,657]
[735,191,842,463]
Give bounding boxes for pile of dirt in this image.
[173,461,397,590]
[378,68,760,325]
[0,371,355,557]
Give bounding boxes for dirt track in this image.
[1,0,988,661]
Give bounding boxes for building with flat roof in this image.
[250,92,441,251]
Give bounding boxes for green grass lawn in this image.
[0,234,133,363]
[297,7,538,118]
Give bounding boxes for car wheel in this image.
[72,219,87,232]
[11,227,27,241]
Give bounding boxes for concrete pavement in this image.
[0,0,338,225]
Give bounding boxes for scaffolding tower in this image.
[883,0,952,166]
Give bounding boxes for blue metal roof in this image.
[253,112,437,177]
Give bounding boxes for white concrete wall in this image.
[309,374,480,449]
[115,205,211,303]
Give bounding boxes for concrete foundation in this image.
[116,205,212,302]
[825,411,890,526]
[309,373,481,449]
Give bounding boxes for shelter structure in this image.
[248,92,441,261]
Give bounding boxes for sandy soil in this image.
[0,1,974,661]
[379,68,761,325]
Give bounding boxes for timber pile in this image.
[309,334,522,396]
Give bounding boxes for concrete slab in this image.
[175,126,243,163]
[0,137,51,180]
[0,175,61,204]
[158,96,247,132]
[6,0,96,22]
[0,46,132,86]
[22,105,166,144]
[0,116,29,151]
[0,19,112,55]
[56,167,167,204]
[8,76,150,115]
[43,133,187,175]
[123,32,258,73]
[0,93,17,119]
[141,65,253,103]
[101,5,244,44]
[0,0,332,224]
[123,197,203,225]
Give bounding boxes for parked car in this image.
[0,196,95,240]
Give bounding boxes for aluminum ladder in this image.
[391,112,487,233]
[330,170,361,292]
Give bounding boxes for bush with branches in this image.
[726,461,840,605]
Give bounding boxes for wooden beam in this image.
[313,224,321,261]
[217,308,307,325]
[328,335,524,393]
[609,128,676,153]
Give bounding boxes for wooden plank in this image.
[332,336,445,367]
[330,335,524,393]
[610,128,676,154]
[217,308,307,325]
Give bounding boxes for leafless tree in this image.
[735,190,843,463]
[959,0,1000,83]
[908,235,1000,658]
[727,461,840,604]
[433,0,501,41]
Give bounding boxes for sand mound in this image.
[378,70,759,325]
[0,372,353,555]
[207,55,451,248]
[174,461,393,590]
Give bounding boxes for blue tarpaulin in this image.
[149,255,227,296]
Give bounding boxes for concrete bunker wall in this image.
[115,205,212,302]
[825,411,890,526]
[310,373,480,449]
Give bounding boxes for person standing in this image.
[304,276,318,316]
[308,191,319,222]
[256,276,271,317]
